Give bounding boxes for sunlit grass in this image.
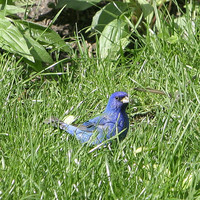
[0,7,200,200]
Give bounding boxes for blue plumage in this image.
[45,91,129,145]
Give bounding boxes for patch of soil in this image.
[25,0,102,40]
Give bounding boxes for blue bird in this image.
[44,91,129,145]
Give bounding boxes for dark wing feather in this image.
[80,113,110,132]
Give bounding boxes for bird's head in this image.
[105,91,129,112]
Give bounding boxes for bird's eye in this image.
[115,97,120,100]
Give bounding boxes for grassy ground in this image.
[1,7,200,200]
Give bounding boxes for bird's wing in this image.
[80,113,112,132]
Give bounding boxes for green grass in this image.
[1,10,200,200]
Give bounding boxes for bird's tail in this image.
[44,117,97,143]
[44,117,68,130]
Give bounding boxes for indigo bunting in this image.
[45,91,129,145]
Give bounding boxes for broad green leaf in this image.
[0,4,25,16]
[14,20,71,53]
[24,59,43,72]
[56,0,101,10]
[23,34,53,64]
[99,19,130,59]
[91,2,128,33]
[0,17,34,62]
[137,0,154,24]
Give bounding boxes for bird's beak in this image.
[121,96,129,103]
